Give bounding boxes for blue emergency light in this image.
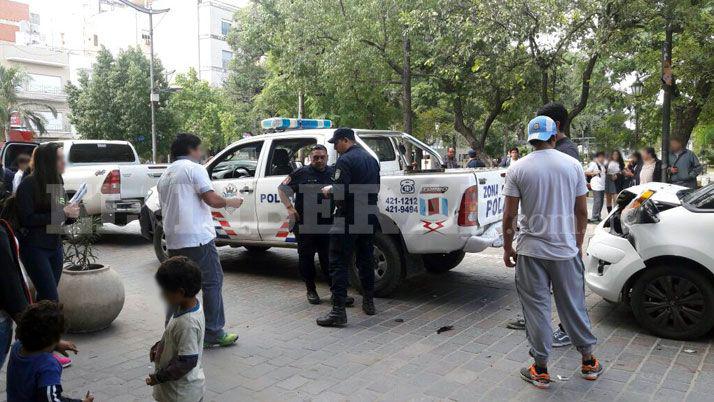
[261,117,332,130]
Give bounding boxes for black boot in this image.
[306,289,321,305]
[362,295,376,316]
[331,295,355,307]
[316,300,347,327]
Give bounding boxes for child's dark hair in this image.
[155,256,202,297]
[16,301,65,351]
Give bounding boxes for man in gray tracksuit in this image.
[668,138,703,189]
[502,116,602,389]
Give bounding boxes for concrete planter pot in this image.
[58,264,125,333]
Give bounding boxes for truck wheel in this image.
[423,250,466,274]
[350,233,403,298]
[630,265,714,340]
[244,246,272,253]
[153,224,169,263]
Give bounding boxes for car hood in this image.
[624,182,688,205]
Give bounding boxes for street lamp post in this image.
[631,77,644,147]
[118,0,169,163]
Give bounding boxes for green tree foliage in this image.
[168,69,239,152]
[223,0,713,158]
[66,47,173,159]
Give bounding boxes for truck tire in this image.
[630,265,714,340]
[153,224,169,263]
[244,246,272,253]
[423,250,466,274]
[349,233,403,298]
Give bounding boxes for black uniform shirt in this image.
[332,144,380,228]
[279,164,334,227]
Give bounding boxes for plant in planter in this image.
[59,217,125,333]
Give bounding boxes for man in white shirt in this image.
[585,151,606,223]
[157,133,243,348]
[502,116,600,388]
[11,154,30,194]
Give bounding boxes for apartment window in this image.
[220,20,231,36]
[27,74,62,94]
[93,34,98,46]
[222,50,233,70]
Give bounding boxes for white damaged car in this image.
[585,183,714,339]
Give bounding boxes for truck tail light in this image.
[101,169,121,194]
[458,185,479,226]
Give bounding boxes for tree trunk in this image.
[565,52,599,136]
[452,95,478,147]
[541,69,549,104]
[402,35,412,135]
[672,80,712,145]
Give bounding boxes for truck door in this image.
[255,136,321,243]
[206,140,264,242]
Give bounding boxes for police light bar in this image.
[261,117,332,130]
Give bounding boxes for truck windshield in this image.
[68,143,136,163]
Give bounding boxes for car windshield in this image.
[681,184,714,210]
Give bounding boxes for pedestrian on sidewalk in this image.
[147,257,206,402]
[15,143,80,303]
[157,133,243,348]
[502,116,602,389]
[6,301,92,401]
[605,150,625,212]
[638,147,662,184]
[668,138,702,189]
[585,151,607,223]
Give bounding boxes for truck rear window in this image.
[68,143,136,163]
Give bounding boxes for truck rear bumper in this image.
[463,223,502,253]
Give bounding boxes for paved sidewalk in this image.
[1,223,712,401]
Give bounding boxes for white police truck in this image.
[140,118,505,296]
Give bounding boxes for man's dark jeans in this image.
[329,233,375,303]
[296,233,330,290]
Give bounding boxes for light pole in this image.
[118,0,169,163]
[631,77,644,147]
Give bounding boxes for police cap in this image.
[327,127,355,143]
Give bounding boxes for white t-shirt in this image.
[12,170,23,194]
[586,161,606,191]
[157,158,216,249]
[606,160,621,175]
[503,149,588,261]
[153,302,205,402]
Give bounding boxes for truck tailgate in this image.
[476,170,505,226]
[119,165,166,200]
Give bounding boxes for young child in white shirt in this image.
[147,257,205,402]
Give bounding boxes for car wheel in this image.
[349,233,403,298]
[423,250,466,274]
[153,224,169,263]
[630,265,714,340]
[244,246,272,253]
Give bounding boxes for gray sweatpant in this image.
[515,255,597,367]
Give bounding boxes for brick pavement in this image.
[1,223,713,401]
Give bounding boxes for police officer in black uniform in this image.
[277,145,355,306]
[317,128,380,327]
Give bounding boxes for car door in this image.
[255,136,320,244]
[206,140,264,242]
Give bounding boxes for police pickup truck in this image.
[140,118,505,297]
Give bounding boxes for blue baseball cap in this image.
[527,116,557,143]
